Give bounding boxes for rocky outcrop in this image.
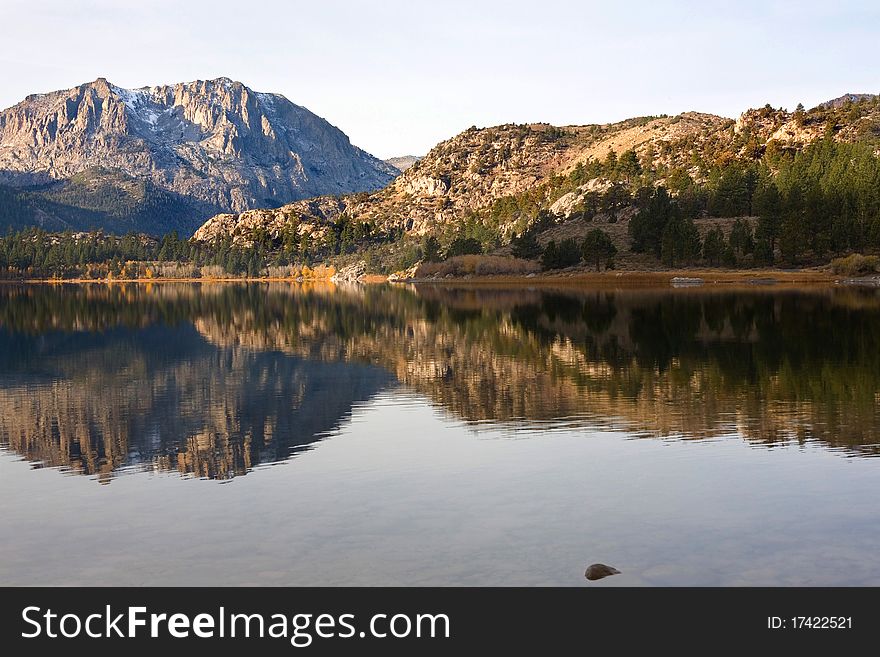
[387,263,420,281]
[331,261,367,282]
[819,93,879,109]
[0,77,396,234]
[192,195,345,245]
[549,178,614,218]
[384,155,421,172]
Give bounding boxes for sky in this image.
[1,0,878,158]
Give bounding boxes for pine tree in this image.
[603,149,618,177]
[753,238,773,266]
[661,217,702,267]
[779,184,807,264]
[629,187,675,256]
[422,235,442,262]
[794,103,806,127]
[541,241,558,271]
[541,239,581,270]
[729,218,755,256]
[616,149,642,180]
[754,176,782,252]
[581,229,617,271]
[703,227,725,266]
[446,236,483,258]
[510,231,541,260]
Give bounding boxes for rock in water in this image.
[584,563,621,581]
[670,277,704,287]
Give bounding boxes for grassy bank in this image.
[405,268,839,287]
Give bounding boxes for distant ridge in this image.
[384,155,422,173]
[817,93,878,109]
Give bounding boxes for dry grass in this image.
[416,255,540,278]
[411,268,835,288]
[831,254,880,276]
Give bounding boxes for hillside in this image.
[191,94,880,273]
[0,77,397,235]
[194,113,731,241]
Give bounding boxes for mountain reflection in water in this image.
[1,281,878,482]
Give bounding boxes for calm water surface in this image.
[1,282,879,586]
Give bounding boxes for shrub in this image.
[753,238,774,266]
[510,231,541,260]
[422,235,442,262]
[148,262,201,278]
[541,238,581,270]
[660,217,702,267]
[199,265,226,279]
[306,264,336,279]
[415,255,539,278]
[831,254,880,276]
[266,265,301,278]
[702,227,725,266]
[446,237,483,258]
[581,229,617,271]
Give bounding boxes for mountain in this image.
[384,155,422,172]
[195,112,735,242]
[818,93,878,109]
[193,94,880,261]
[0,77,397,235]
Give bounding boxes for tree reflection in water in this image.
[1,281,878,481]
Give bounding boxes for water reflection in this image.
[1,282,879,482]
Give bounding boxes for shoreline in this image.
[0,268,847,287]
[403,269,841,287]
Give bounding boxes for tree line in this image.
[0,212,394,278]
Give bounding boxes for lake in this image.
[1,281,879,586]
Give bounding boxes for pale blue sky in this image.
[1,0,877,158]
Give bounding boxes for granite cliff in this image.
[0,77,396,234]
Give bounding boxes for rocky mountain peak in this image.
[0,77,397,234]
[818,93,879,109]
